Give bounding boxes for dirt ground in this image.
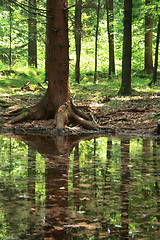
[0,92,160,136]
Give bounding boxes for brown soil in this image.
[0,92,160,136]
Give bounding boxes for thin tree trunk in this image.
[145,0,153,73]
[28,0,37,68]
[75,0,82,84]
[9,5,12,68]
[94,0,101,83]
[118,0,132,95]
[106,0,115,76]
[152,16,160,84]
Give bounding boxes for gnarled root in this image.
[6,98,114,133]
[7,94,47,124]
[69,106,115,133]
[55,104,69,130]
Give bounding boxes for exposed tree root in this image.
[6,98,114,133]
[55,104,69,130]
[71,101,91,121]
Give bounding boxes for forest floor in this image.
[0,88,160,137]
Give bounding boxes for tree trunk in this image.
[118,0,132,95]
[152,16,160,84]
[46,0,71,114]
[9,5,12,68]
[75,0,82,84]
[94,0,101,83]
[8,0,114,133]
[28,0,37,68]
[45,0,49,82]
[144,0,153,74]
[106,0,115,76]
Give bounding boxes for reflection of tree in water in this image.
[153,140,160,238]
[120,140,130,239]
[0,138,29,239]
[26,146,38,239]
[2,135,160,239]
[17,134,92,239]
[73,143,80,211]
[28,146,36,200]
[101,140,112,232]
[44,139,69,239]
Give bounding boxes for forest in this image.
[1,1,160,239]
[0,0,160,134]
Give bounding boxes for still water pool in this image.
[0,134,160,239]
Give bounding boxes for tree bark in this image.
[75,0,82,84]
[152,16,160,84]
[28,0,37,68]
[106,0,115,76]
[46,0,71,114]
[118,0,132,95]
[145,0,153,74]
[94,0,101,83]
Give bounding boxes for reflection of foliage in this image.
[0,136,46,239]
[68,136,160,239]
[0,136,160,239]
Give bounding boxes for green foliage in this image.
[0,136,46,239]
[0,0,46,68]
[0,0,160,101]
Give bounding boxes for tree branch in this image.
[8,0,48,18]
[10,0,48,12]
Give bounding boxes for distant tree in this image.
[94,0,101,82]
[151,15,160,84]
[74,0,82,84]
[28,0,37,68]
[9,4,12,68]
[118,0,132,95]
[144,0,153,73]
[106,0,115,76]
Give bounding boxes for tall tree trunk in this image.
[75,0,82,84]
[145,0,153,74]
[118,0,132,95]
[28,0,37,68]
[94,0,101,83]
[106,0,115,76]
[9,5,12,68]
[46,0,71,114]
[45,0,49,82]
[152,15,160,84]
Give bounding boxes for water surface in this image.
[0,134,160,239]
